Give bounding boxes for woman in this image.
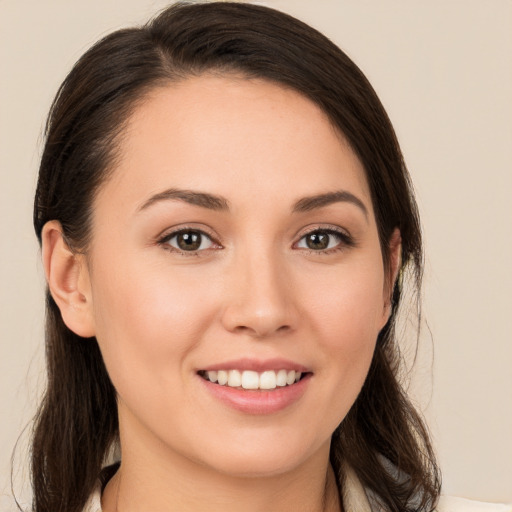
[29,2,505,512]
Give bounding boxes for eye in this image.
[161,229,216,252]
[296,229,350,252]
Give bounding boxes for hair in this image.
[30,2,440,511]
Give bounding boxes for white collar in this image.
[342,463,373,511]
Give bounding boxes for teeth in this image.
[276,369,287,387]
[259,370,277,390]
[203,369,305,389]
[217,370,228,385]
[227,369,242,387]
[241,371,259,390]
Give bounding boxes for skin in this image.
[43,75,401,512]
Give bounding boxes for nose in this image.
[220,249,299,339]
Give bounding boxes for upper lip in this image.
[199,358,311,373]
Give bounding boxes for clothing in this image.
[82,465,512,512]
[436,497,512,512]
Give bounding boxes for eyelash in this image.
[157,226,220,257]
[296,227,355,255]
[157,226,354,257]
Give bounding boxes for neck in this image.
[102,437,341,512]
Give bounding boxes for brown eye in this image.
[296,229,347,251]
[166,230,214,252]
[305,232,330,250]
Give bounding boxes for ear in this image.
[382,228,402,320]
[41,220,96,338]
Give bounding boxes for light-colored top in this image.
[82,465,512,512]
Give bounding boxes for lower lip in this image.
[198,374,312,415]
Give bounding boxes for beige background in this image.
[1,0,511,508]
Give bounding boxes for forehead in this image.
[99,74,372,216]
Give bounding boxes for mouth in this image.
[197,369,310,391]
[196,362,312,414]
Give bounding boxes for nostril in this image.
[231,323,292,338]
[220,291,299,338]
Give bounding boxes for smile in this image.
[198,369,305,390]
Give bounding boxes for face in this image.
[83,75,393,477]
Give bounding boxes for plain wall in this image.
[1,0,511,508]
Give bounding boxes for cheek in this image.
[304,264,385,348]
[300,264,384,412]
[88,258,219,392]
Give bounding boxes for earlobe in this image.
[42,221,96,338]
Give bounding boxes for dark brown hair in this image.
[31,2,440,511]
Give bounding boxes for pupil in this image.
[307,233,329,250]
[178,232,201,251]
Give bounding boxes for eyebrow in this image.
[292,190,368,219]
[138,187,368,218]
[138,188,230,212]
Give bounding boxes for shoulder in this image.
[437,496,512,512]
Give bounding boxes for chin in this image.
[189,433,330,479]
[205,454,306,479]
